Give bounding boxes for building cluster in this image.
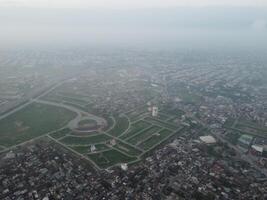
[1,133,267,200]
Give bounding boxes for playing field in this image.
[0,103,76,146]
[88,149,137,168]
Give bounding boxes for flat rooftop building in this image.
[199,135,216,144]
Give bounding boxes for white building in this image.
[121,163,128,171]
[90,144,96,152]
[152,106,158,117]
[199,135,216,145]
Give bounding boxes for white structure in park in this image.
[121,163,128,171]
[90,144,96,152]
[110,139,116,146]
[152,106,158,117]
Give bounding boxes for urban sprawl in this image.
[0,49,267,199]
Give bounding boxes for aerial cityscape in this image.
[0,48,266,199]
[1,0,267,199]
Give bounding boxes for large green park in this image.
[0,89,185,169]
[50,105,185,169]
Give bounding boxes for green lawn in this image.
[139,129,173,150]
[88,149,136,168]
[166,116,179,123]
[113,141,142,156]
[59,134,112,145]
[108,116,129,136]
[127,126,162,145]
[0,103,76,146]
[49,128,71,139]
[70,144,110,154]
[87,153,109,167]
[120,120,151,139]
[157,113,171,121]
[223,118,235,128]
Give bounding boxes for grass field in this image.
[59,134,112,145]
[113,141,142,156]
[120,120,151,139]
[0,103,76,146]
[126,126,162,145]
[139,129,173,150]
[88,149,136,168]
[157,113,171,121]
[49,128,71,139]
[223,118,235,128]
[70,144,109,154]
[108,116,129,136]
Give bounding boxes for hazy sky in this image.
[0,1,266,49]
[1,0,267,8]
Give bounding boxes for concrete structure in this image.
[110,139,116,146]
[199,135,216,145]
[251,145,267,157]
[152,106,158,117]
[121,163,128,171]
[90,144,96,152]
